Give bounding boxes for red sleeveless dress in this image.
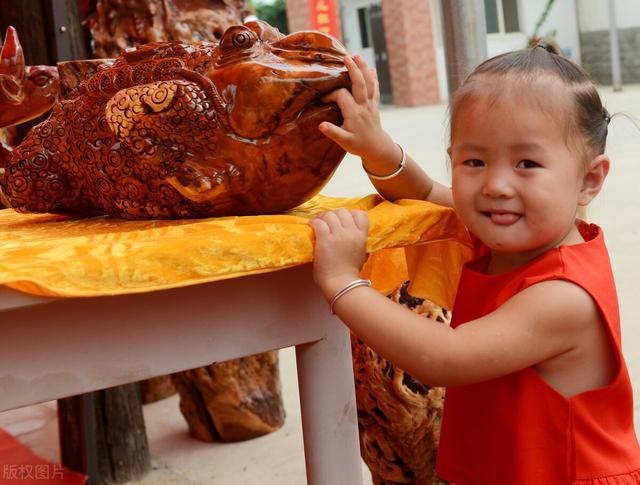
[436,221,640,484]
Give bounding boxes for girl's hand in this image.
[319,55,397,164]
[309,208,369,299]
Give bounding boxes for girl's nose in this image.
[481,168,515,198]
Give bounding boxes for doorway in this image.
[368,5,393,104]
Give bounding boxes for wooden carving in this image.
[57,58,115,100]
[172,352,285,442]
[0,27,113,129]
[0,27,59,128]
[353,282,451,485]
[82,0,252,58]
[0,21,348,219]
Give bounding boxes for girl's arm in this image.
[310,210,603,389]
[319,55,453,208]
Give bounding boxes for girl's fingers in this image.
[353,210,369,233]
[369,69,379,101]
[309,217,329,236]
[322,87,357,113]
[318,210,342,231]
[354,56,375,100]
[372,74,380,104]
[318,121,353,147]
[345,55,368,105]
[334,208,355,227]
[314,209,364,232]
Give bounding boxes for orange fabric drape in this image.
[0,194,472,309]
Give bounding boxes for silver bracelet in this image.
[362,143,406,180]
[329,279,372,314]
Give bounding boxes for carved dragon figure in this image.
[0,20,348,219]
[0,26,59,128]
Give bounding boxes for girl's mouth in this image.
[482,211,521,225]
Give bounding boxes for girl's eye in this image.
[464,159,485,167]
[516,159,540,169]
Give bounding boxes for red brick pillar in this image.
[285,0,342,41]
[285,0,311,33]
[381,0,440,106]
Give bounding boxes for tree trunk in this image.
[58,384,151,485]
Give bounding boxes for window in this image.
[484,0,520,34]
[357,7,372,49]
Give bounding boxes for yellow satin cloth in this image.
[0,194,472,309]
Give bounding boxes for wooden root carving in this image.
[353,281,451,485]
[172,351,286,442]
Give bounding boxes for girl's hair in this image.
[450,43,610,158]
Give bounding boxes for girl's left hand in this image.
[309,208,369,299]
[319,55,396,165]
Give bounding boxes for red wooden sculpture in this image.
[0,20,348,219]
[0,26,59,128]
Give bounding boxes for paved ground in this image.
[1,84,639,484]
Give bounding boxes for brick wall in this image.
[285,0,440,106]
[381,0,440,106]
[285,0,312,33]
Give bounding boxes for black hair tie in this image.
[535,43,556,54]
[603,107,612,125]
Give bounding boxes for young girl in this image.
[309,45,640,483]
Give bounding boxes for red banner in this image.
[308,0,341,40]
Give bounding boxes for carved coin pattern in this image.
[2,39,228,218]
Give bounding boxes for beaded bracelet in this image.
[362,143,406,180]
[329,279,372,314]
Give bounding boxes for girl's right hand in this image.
[319,55,398,166]
[309,208,369,301]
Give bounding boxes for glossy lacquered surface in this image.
[0,21,349,219]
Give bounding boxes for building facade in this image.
[578,0,640,85]
[285,0,640,106]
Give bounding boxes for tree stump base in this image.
[172,351,286,442]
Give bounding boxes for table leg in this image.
[296,319,363,485]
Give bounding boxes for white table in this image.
[0,264,363,485]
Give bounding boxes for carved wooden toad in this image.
[0,21,349,219]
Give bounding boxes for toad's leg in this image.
[105,80,235,202]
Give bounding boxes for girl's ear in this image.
[578,154,609,206]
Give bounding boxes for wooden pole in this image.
[608,0,622,91]
[439,0,488,94]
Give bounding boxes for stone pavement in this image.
[1,84,639,484]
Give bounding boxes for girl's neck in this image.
[486,220,585,275]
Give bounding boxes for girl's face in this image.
[450,90,589,268]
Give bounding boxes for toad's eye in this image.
[464,159,485,167]
[220,26,258,53]
[516,159,540,169]
[232,31,256,49]
[29,72,52,87]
